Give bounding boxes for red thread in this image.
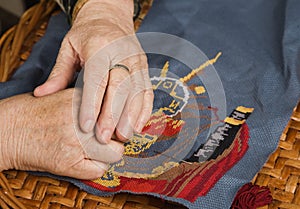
[176,123,250,201]
[208,106,220,122]
[141,113,184,137]
[82,124,251,203]
[231,183,273,209]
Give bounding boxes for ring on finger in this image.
[109,64,130,72]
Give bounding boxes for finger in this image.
[136,88,154,130]
[115,60,145,141]
[34,38,79,97]
[79,55,110,133]
[67,159,108,180]
[95,67,131,143]
[81,136,124,163]
[115,87,143,141]
[134,55,153,132]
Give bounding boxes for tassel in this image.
[231,183,272,209]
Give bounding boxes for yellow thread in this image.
[236,106,254,113]
[162,81,173,89]
[145,111,165,126]
[169,100,180,109]
[115,159,125,167]
[224,117,245,126]
[172,120,184,129]
[169,83,186,100]
[194,86,206,94]
[165,117,172,122]
[180,52,222,83]
[124,134,158,155]
[152,80,163,90]
[159,106,176,114]
[160,61,169,77]
[93,172,121,187]
[151,162,179,176]
[154,124,165,130]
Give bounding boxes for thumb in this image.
[34,39,79,97]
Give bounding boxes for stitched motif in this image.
[82,53,254,202]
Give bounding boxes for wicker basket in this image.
[252,103,300,209]
[0,1,299,208]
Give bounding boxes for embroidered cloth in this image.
[1,1,300,208]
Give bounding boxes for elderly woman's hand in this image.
[0,89,124,179]
[34,0,154,144]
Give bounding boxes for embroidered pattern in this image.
[81,52,254,202]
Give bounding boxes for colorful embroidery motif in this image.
[82,53,254,202]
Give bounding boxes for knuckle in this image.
[99,109,119,126]
[87,35,109,47]
[131,78,145,91]
[110,111,121,124]
[109,78,130,93]
[85,76,109,94]
[105,111,116,122]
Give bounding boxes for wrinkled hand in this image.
[34,0,154,144]
[0,89,124,179]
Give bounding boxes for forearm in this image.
[0,94,36,172]
[0,97,18,171]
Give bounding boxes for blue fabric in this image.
[0,13,69,99]
[1,1,300,208]
[135,1,299,208]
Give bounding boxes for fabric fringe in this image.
[231,183,272,209]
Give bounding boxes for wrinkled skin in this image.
[34,0,154,144]
[0,88,124,179]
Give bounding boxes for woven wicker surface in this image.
[0,170,185,209]
[0,0,57,82]
[253,103,300,209]
[0,0,299,208]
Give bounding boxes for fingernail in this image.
[101,129,112,144]
[33,86,42,96]
[83,120,94,132]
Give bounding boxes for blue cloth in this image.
[135,2,300,208]
[0,13,69,99]
[1,1,300,208]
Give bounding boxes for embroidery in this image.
[124,134,158,155]
[194,86,206,94]
[151,76,189,116]
[180,52,222,83]
[83,111,251,202]
[82,52,254,202]
[188,107,253,163]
